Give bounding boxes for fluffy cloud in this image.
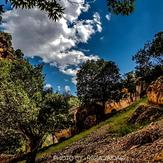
[64,85,71,93]
[57,86,61,92]
[105,14,111,21]
[44,83,52,89]
[72,76,77,85]
[100,36,104,40]
[2,0,102,84]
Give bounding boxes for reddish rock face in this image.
[147,76,163,105]
[75,104,104,130]
[105,97,138,114]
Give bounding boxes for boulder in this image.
[55,129,72,142]
[84,115,97,129]
[75,104,103,130]
[128,105,163,125]
[128,105,147,124]
[124,123,160,150]
[147,76,163,105]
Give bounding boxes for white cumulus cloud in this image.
[72,76,77,85]
[64,85,71,93]
[105,14,111,21]
[44,83,52,89]
[2,0,102,84]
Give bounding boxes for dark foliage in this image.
[122,71,136,101]
[1,0,64,21]
[77,59,122,107]
[0,0,136,23]
[107,0,135,15]
[0,32,71,162]
[0,130,23,154]
[133,32,163,84]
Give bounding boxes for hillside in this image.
[39,119,163,163]
[36,97,163,162]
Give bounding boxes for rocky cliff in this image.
[105,96,138,114]
[147,76,163,105]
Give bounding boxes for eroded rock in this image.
[147,76,163,105]
[124,123,160,149]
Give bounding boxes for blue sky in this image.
[1,0,163,94]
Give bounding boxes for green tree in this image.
[0,35,72,163]
[77,59,121,109]
[0,0,136,23]
[10,60,45,105]
[0,128,23,154]
[122,71,136,101]
[0,59,71,162]
[67,96,80,108]
[2,0,64,20]
[133,32,163,84]
[107,0,135,15]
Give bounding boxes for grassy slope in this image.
[37,97,147,160]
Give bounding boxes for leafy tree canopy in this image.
[76,59,122,108]
[1,0,64,21]
[0,32,71,162]
[133,32,163,83]
[122,71,136,101]
[107,0,135,15]
[67,96,80,108]
[0,0,136,22]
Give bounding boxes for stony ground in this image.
[38,118,163,163]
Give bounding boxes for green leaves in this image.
[9,60,45,105]
[133,32,163,83]
[77,59,121,106]
[9,0,64,21]
[0,33,71,156]
[37,0,64,21]
[0,0,136,24]
[107,0,135,15]
[0,65,39,129]
[0,128,23,154]
[38,93,70,129]
[67,96,80,108]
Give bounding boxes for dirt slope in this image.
[38,118,163,163]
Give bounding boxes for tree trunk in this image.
[101,101,106,119]
[26,138,42,163]
[26,150,38,163]
[130,93,134,102]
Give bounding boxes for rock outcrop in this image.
[147,76,163,105]
[124,123,161,150]
[105,96,138,114]
[128,104,163,124]
[75,104,103,130]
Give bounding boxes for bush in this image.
[0,130,23,154]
